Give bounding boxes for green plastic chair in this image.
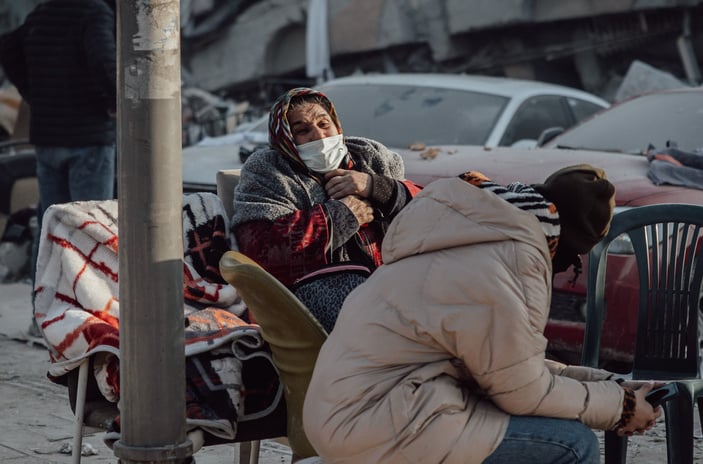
[219,250,328,462]
[581,203,703,464]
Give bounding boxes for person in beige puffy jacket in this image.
[303,165,662,464]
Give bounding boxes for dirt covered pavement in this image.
[0,282,292,463]
[1,281,701,463]
[0,333,292,463]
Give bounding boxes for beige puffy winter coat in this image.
[303,177,624,464]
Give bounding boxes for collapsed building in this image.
[1,0,702,124]
[182,0,703,107]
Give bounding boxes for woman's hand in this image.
[325,169,372,199]
[616,382,663,436]
[339,195,374,226]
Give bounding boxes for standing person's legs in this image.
[67,145,115,201]
[29,146,74,335]
[482,415,600,464]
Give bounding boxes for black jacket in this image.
[0,0,116,147]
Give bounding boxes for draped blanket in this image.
[231,136,407,225]
[33,193,279,441]
[646,145,703,190]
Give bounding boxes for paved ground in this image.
[0,282,290,464]
[1,281,702,463]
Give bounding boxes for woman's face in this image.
[287,102,340,145]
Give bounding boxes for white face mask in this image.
[296,134,348,173]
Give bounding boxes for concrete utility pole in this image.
[114,1,192,463]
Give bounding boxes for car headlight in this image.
[607,233,634,254]
[605,207,635,255]
[603,206,681,255]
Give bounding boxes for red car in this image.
[397,143,703,370]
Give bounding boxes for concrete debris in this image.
[614,60,689,102]
[58,442,99,457]
[0,240,31,284]
[181,86,249,147]
[420,147,440,160]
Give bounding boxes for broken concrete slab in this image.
[614,59,688,102]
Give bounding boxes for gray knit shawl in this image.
[231,136,406,225]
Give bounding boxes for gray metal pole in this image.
[677,10,702,85]
[114,1,192,463]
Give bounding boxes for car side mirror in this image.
[537,127,564,147]
[510,139,538,149]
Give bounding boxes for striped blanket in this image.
[33,193,277,440]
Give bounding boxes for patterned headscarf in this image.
[268,87,343,169]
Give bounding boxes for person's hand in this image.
[618,380,666,390]
[652,153,683,166]
[339,195,374,226]
[324,169,372,199]
[616,382,663,437]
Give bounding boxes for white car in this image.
[316,73,609,148]
[182,73,608,193]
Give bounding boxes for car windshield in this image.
[546,91,703,153]
[316,82,508,147]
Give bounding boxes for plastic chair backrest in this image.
[219,250,328,459]
[216,169,241,221]
[581,203,703,380]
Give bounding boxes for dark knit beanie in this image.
[532,164,615,274]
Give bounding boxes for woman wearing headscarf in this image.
[303,165,662,463]
[231,88,421,331]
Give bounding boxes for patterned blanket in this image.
[33,193,279,441]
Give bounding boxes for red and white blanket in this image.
[33,193,277,440]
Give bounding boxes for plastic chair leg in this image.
[249,440,260,464]
[234,440,260,464]
[663,394,694,464]
[603,430,627,464]
[72,359,89,464]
